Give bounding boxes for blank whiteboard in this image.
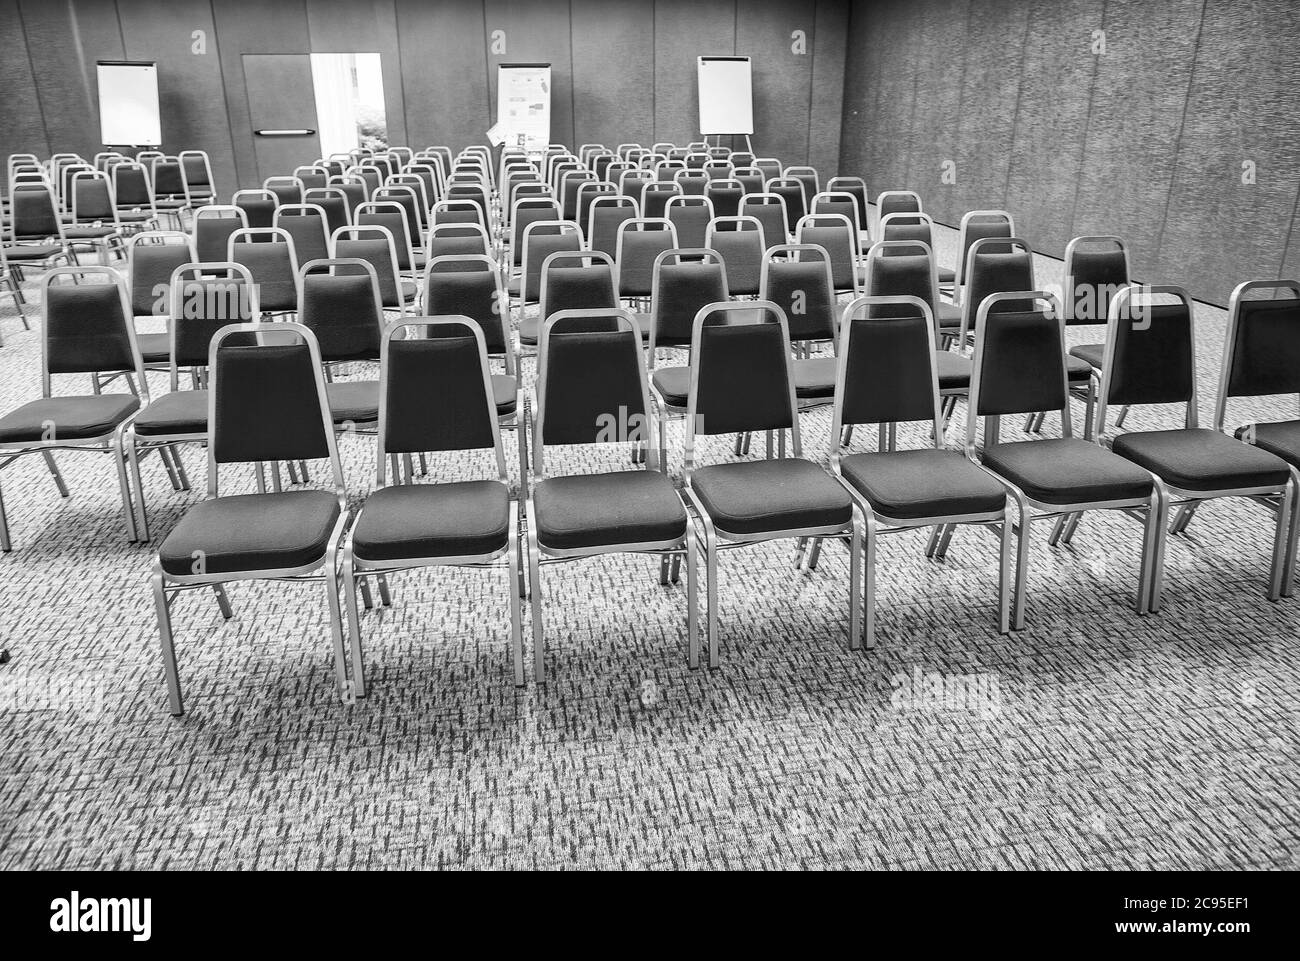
[697,56,753,136]
[96,61,161,147]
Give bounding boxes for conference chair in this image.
[811,191,866,250]
[1090,283,1297,608]
[955,209,1016,303]
[331,224,414,312]
[665,195,714,251]
[5,183,74,273]
[704,216,765,297]
[767,177,807,233]
[64,171,127,264]
[674,169,710,199]
[529,249,621,350]
[646,248,731,468]
[373,184,425,256]
[753,158,783,184]
[297,259,386,436]
[303,186,352,237]
[508,196,562,268]
[341,316,525,690]
[294,165,330,192]
[525,308,694,681]
[795,212,860,296]
[704,178,744,220]
[179,150,216,205]
[586,195,639,259]
[0,266,145,550]
[785,166,820,204]
[273,203,332,268]
[1057,236,1134,437]
[126,230,195,369]
[432,198,488,234]
[356,200,420,278]
[862,240,969,432]
[615,218,679,316]
[151,323,351,716]
[149,157,192,228]
[733,166,765,197]
[680,300,860,666]
[642,181,683,220]
[830,295,1013,647]
[232,188,277,231]
[877,189,922,221]
[126,263,260,541]
[1213,279,1300,594]
[827,176,870,243]
[576,181,617,239]
[879,211,956,287]
[739,193,789,249]
[514,219,582,324]
[966,290,1161,628]
[228,227,300,318]
[0,244,27,335]
[192,205,248,264]
[424,222,491,272]
[761,244,841,416]
[329,175,368,217]
[960,236,1096,434]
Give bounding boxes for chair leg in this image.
[848,517,863,650]
[112,428,138,543]
[508,511,525,686]
[323,543,350,701]
[1137,492,1162,614]
[1149,484,1171,613]
[38,450,70,498]
[153,571,184,716]
[342,552,367,697]
[0,475,11,552]
[862,512,877,649]
[1062,511,1083,545]
[127,435,150,543]
[1011,495,1032,630]
[935,523,956,559]
[686,529,700,669]
[170,445,191,491]
[1171,502,1198,536]
[527,524,545,684]
[359,576,374,610]
[841,424,854,447]
[1048,512,1069,547]
[212,584,233,619]
[376,572,392,606]
[998,513,1013,634]
[1268,479,1295,602]
[804,536,824,572]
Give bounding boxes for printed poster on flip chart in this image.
[495,63,551,156]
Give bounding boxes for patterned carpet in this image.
[1,216,1298,870]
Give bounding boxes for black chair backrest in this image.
[588,198,638,259]
[973,299,1066,418]
[706,218,764,297]
[839,299,936,428]
[705,180,743,219]
[234,192,276,230]
[72,175,115,221]
[194,211,246,263]
[537,312,645,449]
[424,259,507,353]
[767,180,806,231]
[666,197,712,250]
[1225,286,1300,399]
[617,221,677,298]
[230,230,298,312]
[541,253,618,322]
[333,232,402,308]
[172,268,258,368]
[522,224,582,303]
[692,302,794,437]
[879,191,920,219]
[382,321,496,455]
[12,186,60,238]
[45,277,136,375]
[212,339,330,464]
[357,208,413,270]
[964,238,1035,336]
[763,245,836,343]
[1066,238,1129,324]
[742,194,787,249]
[959,212,1015,284]
[1105,295,1194,409]
[651,250,728,349]
[275,207,330,267]
[426,227,488,268]
[865,246,938,318]
[153,160,186,197]
[130,240,194,316]
[299,262,383,362]
[797,215,856,291]
[112,165,152,207]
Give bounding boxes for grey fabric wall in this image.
[0,0,847,196]
[840,0,1300,307]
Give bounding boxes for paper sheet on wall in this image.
[495,64,551,157]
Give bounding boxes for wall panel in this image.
[0,0,50,188]
[906,0,969,226]
[394,0,489,152]
[116,0,236,196]
[808,0,849,179]
[1072,0,1203,281]
[570,0,655,151]
[653,0,735,147]
[1154,0,1300,303]
[484,0,574,150]
[1005,0,1102,256]
[736,0,813,166]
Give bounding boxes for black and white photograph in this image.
[0,0,1295,926]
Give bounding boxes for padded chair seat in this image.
[691,457,853,536]
[1113,428,1291,492]
[326,380,379,425]
[159,490,341,576]
[533,470,687,551]
[937,266,956,285]
[793,356,837,399]
[1238,420,1300,468]
[651,366,689,408]
[507,276,522,297]
[132,390,208,437]
[492,374,518,415]
[1069,343,1106,370]
[840,448,1006,520]
[936,302,962,328]
[0,394,139,444]
[137,331,171,364]
[2,243,63,261]
[1067,354,1093,383]
[935,350,971,391]
[401,279,418,303]
[351,480,510,562]
[63,225,119,239]
[981,438,1154,506]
